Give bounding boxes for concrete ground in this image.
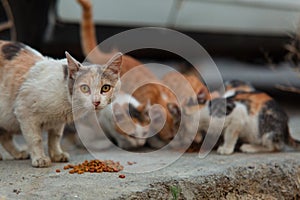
[1,146,300,199]
[1,60,300,199]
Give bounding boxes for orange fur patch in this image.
[0,40,43,101]
[233,92,272,115]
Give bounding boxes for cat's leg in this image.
[48,124,69,162]
[217,131,239,155]
[240,144,275,153]
[240,131,281,153]
[0,132,29,160]
[20,122,51,167]
[147,135,167,149]
[217,123,242,155]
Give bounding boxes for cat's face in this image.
[112,102,150,148]
[66,52,122,113]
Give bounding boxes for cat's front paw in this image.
[51,152,70,162]
[32,156,51,168]
[15,151,30,160]
[217,146,234,155]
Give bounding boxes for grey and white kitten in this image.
[0,40,122,167]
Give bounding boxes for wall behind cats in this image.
[56,0,300,62]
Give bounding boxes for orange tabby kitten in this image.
[77,0,179,146]
[161,71,211,145]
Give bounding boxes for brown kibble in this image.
[56,169,61,173]
[63,166,69,170]
[119,174,125,179]
[127,161,137,165]
[64,159,124,174]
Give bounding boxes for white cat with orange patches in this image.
[0,40,122,167]
[98,92,151,149]
[183,80,300,154]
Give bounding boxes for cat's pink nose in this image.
[93,101,100,107]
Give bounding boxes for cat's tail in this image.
[77,0,117,64]
[284,126,300,151]
[76,0,145,73]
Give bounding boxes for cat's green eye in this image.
[80,84,90,93]
[101,85,111,93]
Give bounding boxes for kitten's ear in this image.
[129,103,142,120]
[145,100,152,111]
[167,103,181,124]
[106,52,122,74]
[186,97,197,106]
[149,105,165,124]
[65,51,82,79]
[197,88,207,104]
[113,103,126,122]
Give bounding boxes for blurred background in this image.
[0,0,300,96]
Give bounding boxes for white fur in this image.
[223,90,236,98]
[25,46,44,58]
[98,93,149,149]
[183,101,262,155]
[0,46,121,167]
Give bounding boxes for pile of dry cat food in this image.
[63,159,124,174]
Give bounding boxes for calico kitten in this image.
[0,40,122,167]
[77,0,180,146]
[182,87,300,154]
[98,92,152,150]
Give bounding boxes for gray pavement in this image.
[1,149,300,199]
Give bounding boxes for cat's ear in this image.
[149,104,165,124]
[145,100,152,111]
[65,51,82,79]
[129,103,143,121]
[113,103,126,122]
[186,97,198,106]
[197,88,207,104]
[106,52,122,74]
[167,103,181,125]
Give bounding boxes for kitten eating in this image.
[98,92,151,150]
[182,81,300,154]
[0,40,122,167]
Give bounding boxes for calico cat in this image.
[0,40,122,167]
[98,92,152,150]
[73,92,154,150]
[77,0,180,146]
[182,84,300,154]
